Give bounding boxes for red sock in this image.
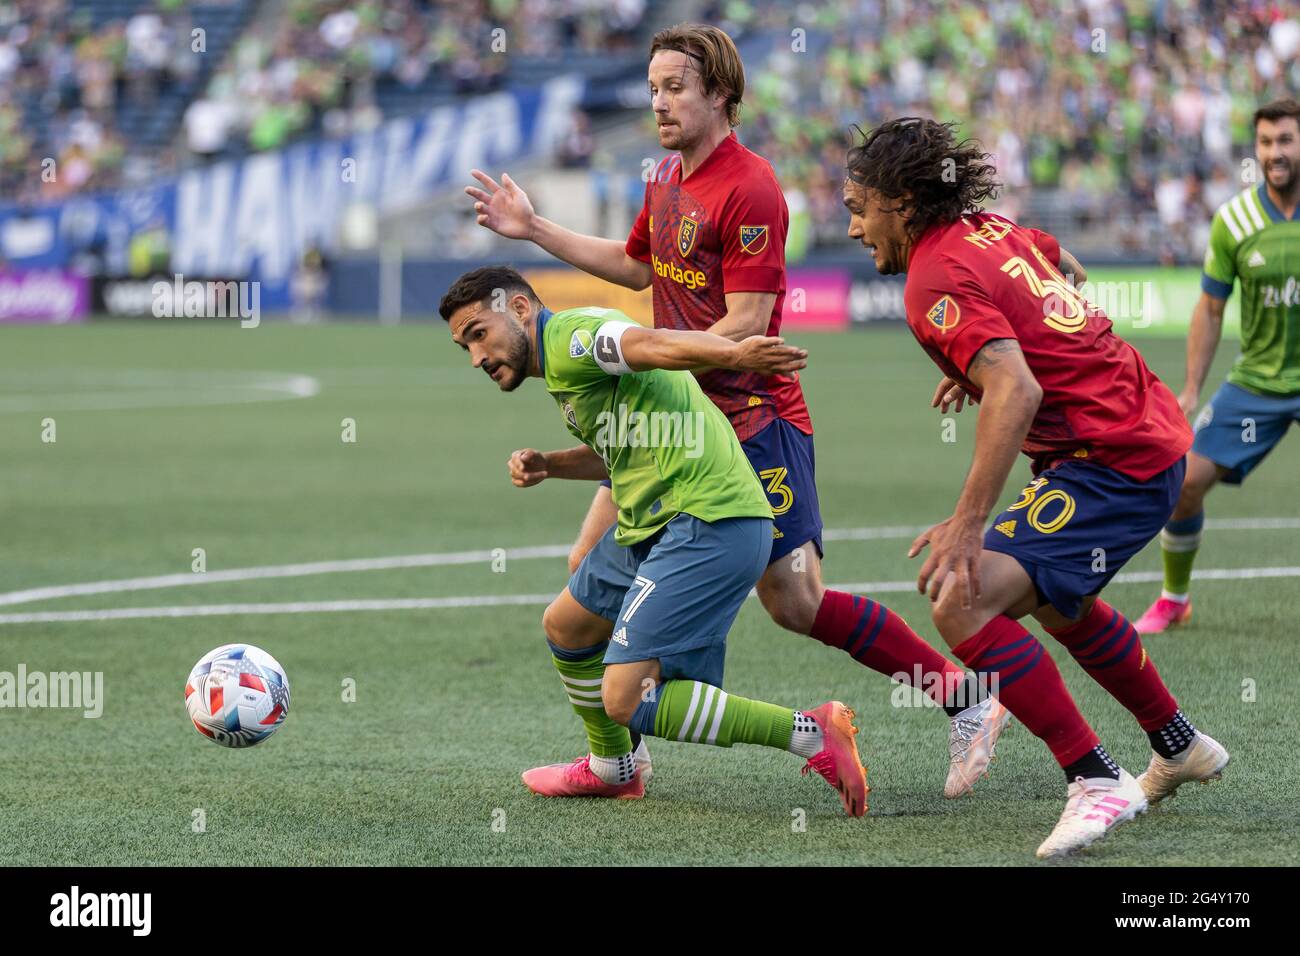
[953,615,1099,767]
[810,590,967,706]
[1044,599,1178,731]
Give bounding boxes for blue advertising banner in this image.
[0,76,584,310]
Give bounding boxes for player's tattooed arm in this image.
[1057,247,1087,288]
[507,445,608,486]
[617,325,807,376]
[1179,292,1228,416]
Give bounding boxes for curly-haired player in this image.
[842,117,1228,858]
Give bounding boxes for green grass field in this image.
[1,321,1296,866]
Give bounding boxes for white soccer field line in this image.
[0,545,573,608]
[0,370,320,413]
[0,518,1297,625]
[1,517,1296,610]
[0,566,1297,625]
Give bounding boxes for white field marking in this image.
[0,594,558,624]
[0,517,1294,611]
[0,545,572,608]
[0,566,1297,625]
[0,370,320,413]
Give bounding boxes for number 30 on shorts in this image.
[1006,477,1076,534]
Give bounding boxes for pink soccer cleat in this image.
[521,755,645,799]
[1035,770,1147,859]
[800,701,870,817]
[1134,597,1193,635]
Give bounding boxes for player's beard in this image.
[1267,157,1297,194]
[657,117,691,151]
[495,322,531,392]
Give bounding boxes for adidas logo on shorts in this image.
[1248,250,1266,268]
[995,519,1016,538]
[612,627,629,647]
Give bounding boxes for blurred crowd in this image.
[711,0,1300,260]
[2,0,1296,263]
[0,0,199,200]
[184,0,647,159]
[0,0,647,198]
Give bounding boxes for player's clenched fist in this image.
[734,335,808,376]
[507,448,549,487]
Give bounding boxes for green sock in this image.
[1160,515,1204,596]
[550,643,631,758]
[652,679,794,750]
[1162,546,1199,596]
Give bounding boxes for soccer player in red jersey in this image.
[467,25,1010,800]
[842,117,1229,857]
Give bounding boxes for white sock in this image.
[588,751,636,785]
[1161,590,1189,604]
[788,711,824,758]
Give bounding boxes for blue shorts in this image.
[740,419,824,563]
[567,513,773,686]
[983,458,1186,619]
[1191,380,1300,485]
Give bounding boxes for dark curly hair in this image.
[845,118,1000,239]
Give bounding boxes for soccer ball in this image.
[184,644,290,748]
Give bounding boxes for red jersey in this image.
[904,213,1191,481]
[625,132,812,441]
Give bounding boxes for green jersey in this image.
[1202,183,1300,395]
[538,306,772,546]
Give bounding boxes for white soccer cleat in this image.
[944,696,1012,798]
[633,737,653,787]
[1137,732,1229,804]
[1035,769,1147,860]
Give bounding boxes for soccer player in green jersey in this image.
[1136,99,1300,634]
[439,266,870,815]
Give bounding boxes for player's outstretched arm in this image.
[616,325,807,375]
[1179,292,1228,416]
[466,170,652,291]
[507,445,608,486]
